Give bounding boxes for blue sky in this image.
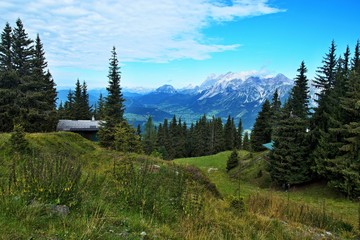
[0,0,359,89]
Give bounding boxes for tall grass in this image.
[112,157,206,222]
[2,153,82,207]
[247,192,354,233]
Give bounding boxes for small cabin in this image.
[57,118,102,141]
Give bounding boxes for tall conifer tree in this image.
[11,18,33,77]
[143,116,157,155]
[99,46,126,148]
[289,61,310,119]
[0,23,19,131]
[269,61,312,185]
[0,22,12,71]
[250,99,272,151]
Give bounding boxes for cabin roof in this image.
[57,119,102,132]
[262,141,274,150]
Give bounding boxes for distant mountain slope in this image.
[57,72,294,129]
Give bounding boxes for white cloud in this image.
[0,0,283,70]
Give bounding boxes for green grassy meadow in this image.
[0,132,358,239]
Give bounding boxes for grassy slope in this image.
[0,132,358,239]
[174,151,359,233]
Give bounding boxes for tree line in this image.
[250,41,359,198]
[140,114,248,160]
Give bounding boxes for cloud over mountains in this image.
[0,0,283,69]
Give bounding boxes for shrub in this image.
[229,195,246,213]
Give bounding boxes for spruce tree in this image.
[193,115,211,156]
[104,46,125,123]
[311,41,337,134]
[351,40,360,72]
[226,149,239,172]
[211,116,225,153]
[22,34,57,132]
[0,22,12,71]
[311,41,339,176]
[175,118,186,158]
[63,90,74,119]
[242,131,250,151]
[250,99,272,151]
[74,80,92,120]
[114,121,142,153]
[143,116,157,155]
[96,93,105,120]
[98,47,125,148]
[0,23,20,132]
[289,61,310,119]
[269,61,312,186]
[324,65,360,197]
[81,81,91,119]
[269,111,312,185]
[185,123,195,157]
[224,115,234,150]
[11,18,33,77]
[236,118,243,149]
[73,79,82,119]
[270,89,281,132]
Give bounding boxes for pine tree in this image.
[185,123,195,157]
[175,118,186,158]
[242,131,250,151]
[78,80,91,119]
[73,79,82,119]
[270,89,281,132]
[269,61,313,186]
[0,23,20,132]
[104,46,125,123]
[351,40,360,72]
[57,101,66,119]
[143,116,157,155]
[156,120,170,159]
[0,22,12,71]
[311,41,337,134]
[226,149,239,172]
[236,118,243,149]
[11,18,33,77]
[289,61,310,119]
[96,93,105,120]
[250,99,272,151]
[114,121,142,153]
[22,34,57,132]
[324,66,360,197]
[269,111,312,185]
[63,90,74,119]
[210,116,225,153]
[311,41,339,176]
[98,47,125,149]
[193,115,211,156]
[0,20,57,132]
[224,115,235,150]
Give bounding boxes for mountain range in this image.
[58,72,295,129]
